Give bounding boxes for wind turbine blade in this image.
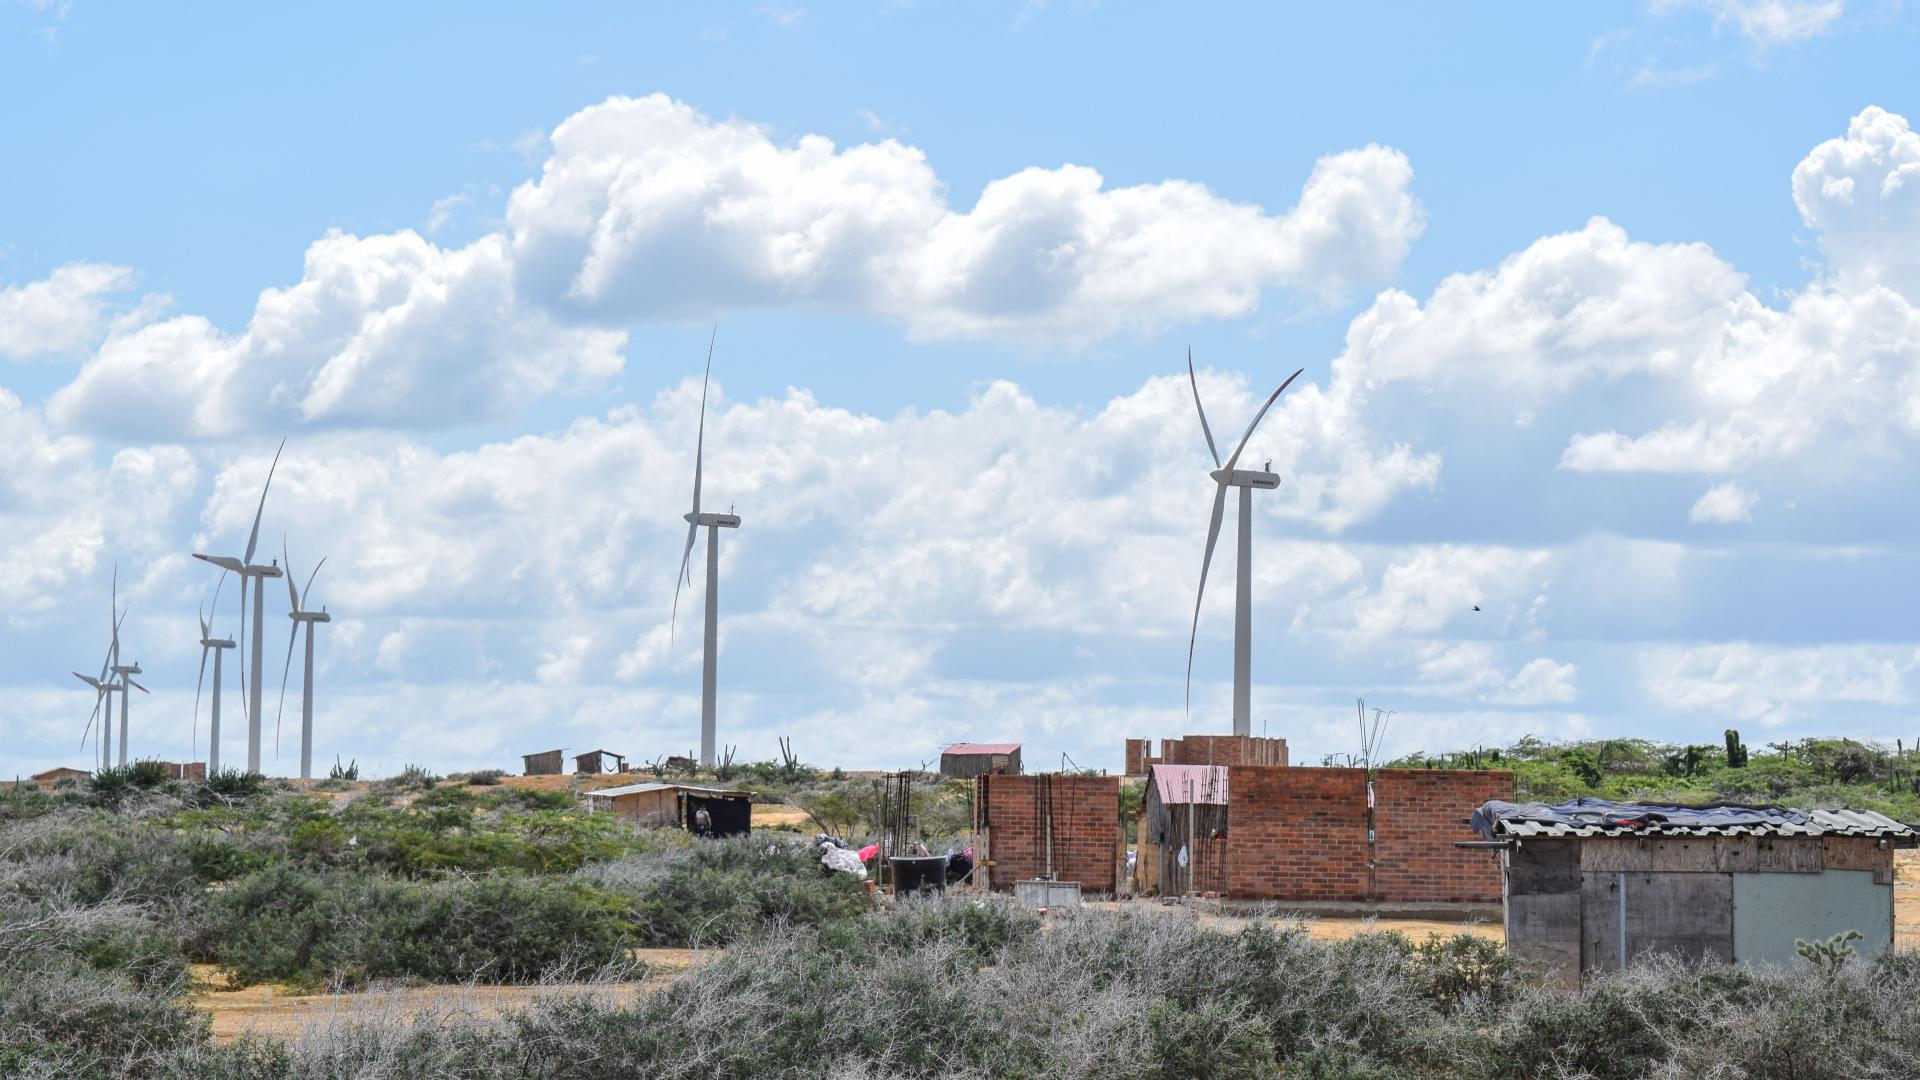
[81,694,102,748]
[302,556,327,609]
[689,328,714,525]
[211,568,228,613]
[193,642,210,757]
[1183,484,1230,715]
[110,564,119,669]
[1187,350,1222,469]
[276,620,298,754]
[243,437,287,566]
[670,521,699,644]
[284,538,299,611]
[1222,368,1304,472]
[198,601,210,642]
[128,678,149,694]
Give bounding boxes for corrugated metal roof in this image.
[944,742,1021,755]
[1475,797,1914,839]
[1149,764,1229,805]
[583,782,751,799]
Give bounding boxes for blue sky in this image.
[2,1,1918,777]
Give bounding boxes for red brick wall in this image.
[1161,734,1288,767]
[1225,766,1371,901]
[1125,738,1149,776]
[1373,769,1511,903]
[974,774,1120,894]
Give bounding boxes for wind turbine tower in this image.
[193,439,287,774]
[1183,354,1304,737]
[195,598,236,775]
[277,543,331,781]
[672,333,739,769]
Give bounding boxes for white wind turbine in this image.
[671,332,739,769]
[1183,353,1304,737]
[193,574,236,775]
[276,541,331,781]
[193,438,287,774]
[74,602,128,771]
[106,568,150,765]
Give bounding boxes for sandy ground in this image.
[192,949,710,1043]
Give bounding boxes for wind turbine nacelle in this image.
[291,611,332,624]
[1211,468,1281,489]
[686,511,742,528]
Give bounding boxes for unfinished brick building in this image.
[971,773,1124,895]
[1137,765,1512,904]
[1127,733,1288,774]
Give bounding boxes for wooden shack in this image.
[584,782,753,837]
[31,767,90,786]
[574,749,627,775]
[1137,764,1229,895]
[521,748,565,776]
[1477,798,1913,988]
[941,742,1022,779]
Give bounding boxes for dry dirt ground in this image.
[192,949,710,1043]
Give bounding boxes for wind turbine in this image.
[193,577,236,775]
[193,438,287,774]
[74,604,127,772]
[276,542,331,781]
[671,331,739,770]
[1183,353,1304,737]
[106,570,149,765]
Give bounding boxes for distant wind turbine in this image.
[193,438,287,774]
[276,541,331,781]
[74,602,128,772]
[671,330,739,769]
[107,569,149,766]
[194,576,236,775]
[1183,353,1304,737]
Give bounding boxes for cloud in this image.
[1641,642,1919,726]
[1493,657,1581,705]
[1327,112,1920,477]
[0,390,197,619]
[1652,0,1845,46]
[50,231,627,437]
[1689,481,1757,523]
[1793,105,1920,301]
[506,94,1424,343]
[0,262,136,360]
[425,194,472,234]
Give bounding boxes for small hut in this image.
[31,767,91,786]
[521,748,566,776]
[1475,798,1914,988]
[574,749,627,775]
[940,742,1022,779]
[1138,764,1229,895]
[584,782,753,837]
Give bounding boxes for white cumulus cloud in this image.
[1689,481,1757,523]
[506,93,1425,344]
[0,262,136,360]
[50,231,627,437]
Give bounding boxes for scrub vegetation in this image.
[1390,732,1920,820]
[6,762,1920,1078]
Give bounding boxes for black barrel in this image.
[889,854,950,895]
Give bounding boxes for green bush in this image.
[202,864,644,989]
[589,836,873,947]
